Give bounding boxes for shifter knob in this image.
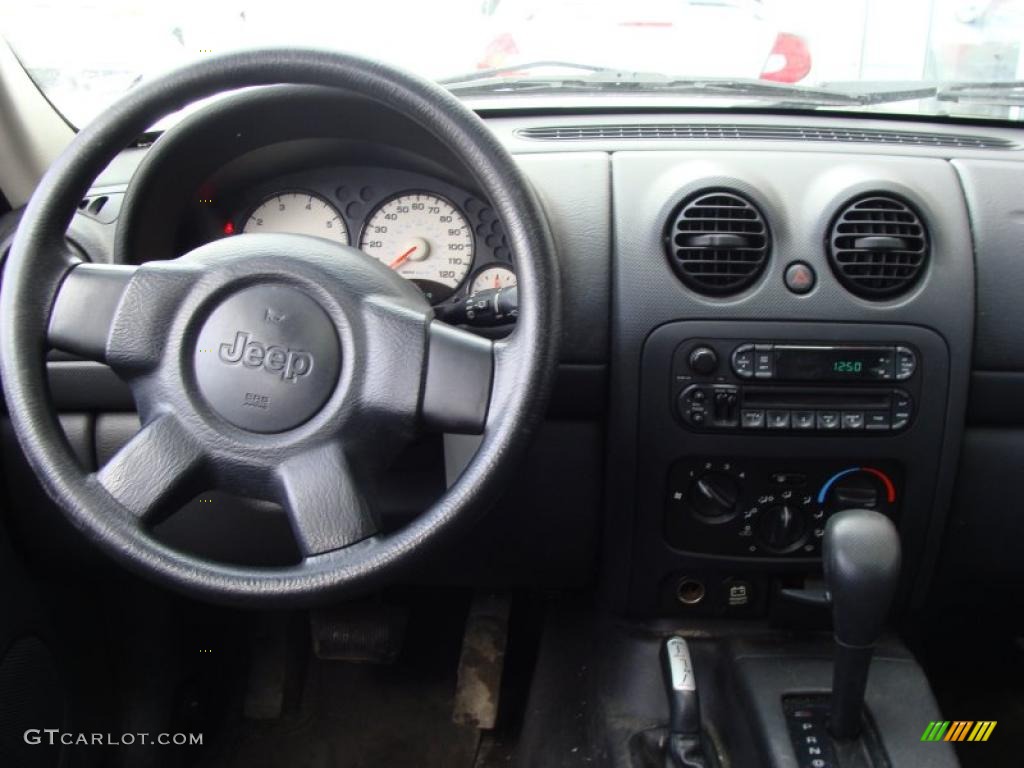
[823,508,901,740]
[824,508,901,648]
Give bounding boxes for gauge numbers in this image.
[359,193,474,303]
[244,191,348,244]
[471,265,516,294]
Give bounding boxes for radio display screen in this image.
[773,346,893,382]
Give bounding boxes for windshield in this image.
[3,0,1024,127]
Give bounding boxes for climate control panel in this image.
[665,458,901,558]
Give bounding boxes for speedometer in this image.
[243,191,348,244]
[358,192,474,303]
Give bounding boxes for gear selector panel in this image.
[665,458,901,559]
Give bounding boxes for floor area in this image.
[196,600,482,768]
[32,571,1024,768]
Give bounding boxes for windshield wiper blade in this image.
[444,72,937,108]
[638,80,936,106]
[437,61,616,85]
[936,81,1024,106]
[443,70,853,101]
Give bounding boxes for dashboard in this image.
[27,86,1024,621]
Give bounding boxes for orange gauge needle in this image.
[389,246,417,270]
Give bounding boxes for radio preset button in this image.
[841,412,865,430]
[741,409,765,429]
[817,411,841,430]
[866,412,891,430]
[766,410,791,429]
[732,344,755,378]
[792,410,816,430]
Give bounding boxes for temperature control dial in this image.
[757,504,808,553]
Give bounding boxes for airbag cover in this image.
[193,284,340,433]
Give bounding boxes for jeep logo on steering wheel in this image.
[219,331,314,382]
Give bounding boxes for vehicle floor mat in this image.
[195,591,481,768]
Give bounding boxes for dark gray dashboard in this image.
[31,105,1024,613]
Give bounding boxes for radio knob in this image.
[757,504,808,553]
[688,346,719,376]
[688,472,740,521]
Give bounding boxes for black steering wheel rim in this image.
[0,49,560,606]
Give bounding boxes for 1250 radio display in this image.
[774,346,892,382]
[832,360,864,374]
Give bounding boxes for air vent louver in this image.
[666,190,770,296]
[828,195,928,299]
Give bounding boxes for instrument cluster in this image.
[215,165,517,307]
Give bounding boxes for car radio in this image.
[672,340,921,434]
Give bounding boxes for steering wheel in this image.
[0,50,559,606]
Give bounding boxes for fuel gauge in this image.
[470,265,516,294]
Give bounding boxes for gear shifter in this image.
[823,508,902,741]
[661,636,707,767]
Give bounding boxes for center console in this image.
[621,319,958,767]
[627,320,951,619]
[602,149,973,768]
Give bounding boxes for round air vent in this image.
[666,190,770,296]
[828,195,928,299]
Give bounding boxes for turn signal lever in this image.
[661,637,708,768]
[823,509,901,741]
[437,285,518,327]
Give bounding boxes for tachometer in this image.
[243,191,348,244]
[358,192,474,303]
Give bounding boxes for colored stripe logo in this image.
[921,721,996,742]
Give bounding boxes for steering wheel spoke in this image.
[95,413,207,523]
[48,263,137,362]
[48,260,201,376]
[421,320,494,434]
[275,442,378,557]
